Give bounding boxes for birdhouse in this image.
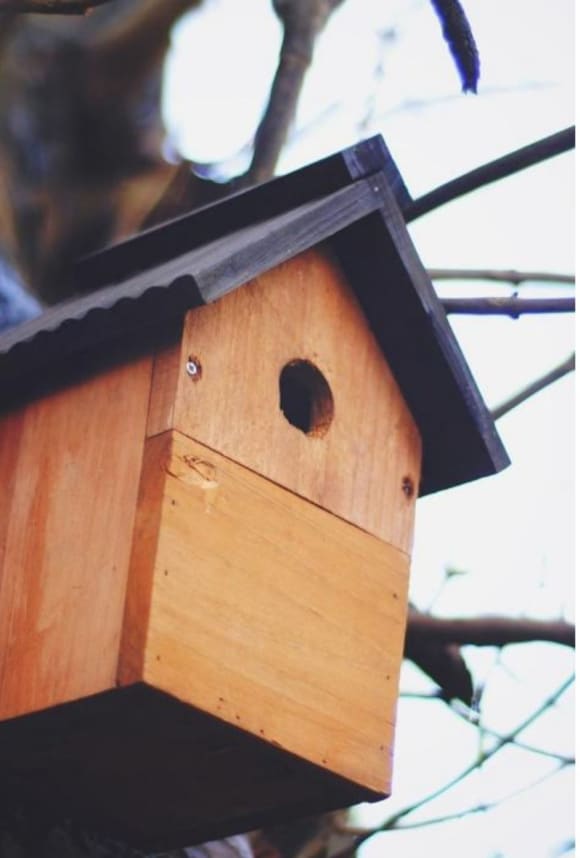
[0,136,508,849]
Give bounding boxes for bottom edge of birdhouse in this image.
[0,683,387,851]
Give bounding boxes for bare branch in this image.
[245,0,346,186]
[443,297,575,317]
[404,635,474,705]
[430,268,575,287]
[451,705,575,764]
[0,0,112,12]
[333,676,575,857]
[408,613,575,648]
[336,761,571,846]
[492,353,575,420]
[404,608,574,707]
[405,126,575,221]
[394,760,571,830]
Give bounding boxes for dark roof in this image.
[0,136,509,495]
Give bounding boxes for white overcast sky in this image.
[162,3,575,856]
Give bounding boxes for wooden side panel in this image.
[120,430,410,794]
[0,358,152,720]
[118,431,169,684]
[146,343,181,438]
[149,248,421,554]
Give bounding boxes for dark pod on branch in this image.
[430,0,480,93]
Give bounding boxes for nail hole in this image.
[279,359,334,437]
[402,476,415,498]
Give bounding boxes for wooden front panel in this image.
[147,248,421,554]
[120,430,410,794]
[0,358,152,720]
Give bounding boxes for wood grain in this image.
[120,430,410,794]
[0,358,152,720]
[149,248,421,553]
[146,342,181,438]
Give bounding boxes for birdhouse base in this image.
[0,426,412,847]
[0,683,381,849]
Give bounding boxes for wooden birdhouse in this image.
[0,137,508,849]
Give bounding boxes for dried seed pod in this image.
[430,0,481,93]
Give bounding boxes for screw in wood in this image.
[185,356,202,380]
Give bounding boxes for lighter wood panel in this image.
[0,358,152,720]
[121,431,410,793]
[150,248,421,553]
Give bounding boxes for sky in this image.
[162,2,575,856]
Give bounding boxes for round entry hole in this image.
[279,359,334,437]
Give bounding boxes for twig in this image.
[395,760,571,830]
[336,759,570,845]
[293,82,552,157]
[408,613,575,648]
[0,0,111,11]
[430,268,575,287]
[371,80,554,126]
[333,675,575,857]
[386,803,491,831]
[333,802,491,838]
[357,27,396,136]
[451,701,575,765]
[405,126,575,221]
[492,354,575,420]
[443,297,575,317]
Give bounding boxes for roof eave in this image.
[0,137,509,494]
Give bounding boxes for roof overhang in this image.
[0,136,509,495]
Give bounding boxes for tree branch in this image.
[0,0,112,12]
[429,268,575,287]
[443,297,575,316]
[492,353,575,420]
[451,704,575,764]
[245,0,346,186]
[408,613,575,648]
[404,634,474,705]
[333,675,574,856]
[405,126,575,221]
[345,760,570,841]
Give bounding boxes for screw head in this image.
[185,356,202,380]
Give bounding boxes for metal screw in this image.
[401,476,414,498]
[185,356,202,380]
